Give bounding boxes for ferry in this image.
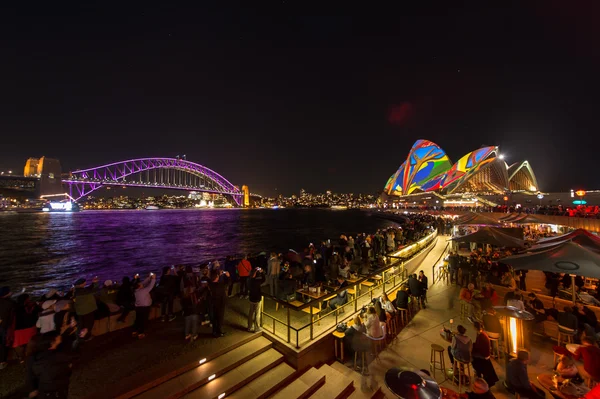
[42,201,80,212]
[145,205,160,210]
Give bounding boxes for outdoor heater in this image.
[493,306,534,362]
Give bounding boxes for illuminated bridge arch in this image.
[63,158,241,204]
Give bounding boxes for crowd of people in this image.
[0,212,443,398]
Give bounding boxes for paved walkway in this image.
[336,235,558,399]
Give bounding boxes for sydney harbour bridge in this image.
[2,156,246,206]
[63,157,244,205]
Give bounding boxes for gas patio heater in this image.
[493,306,534,368]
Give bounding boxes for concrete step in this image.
[329,361,385,399]
[308,364,354,399]
[227,362,295,399]
[134,335,273,399]
[184,348,284,399]
[269,367,325,399]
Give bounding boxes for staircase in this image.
[127,334,384,399]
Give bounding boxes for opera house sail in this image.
[383,139,539,198]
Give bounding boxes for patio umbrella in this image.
[451,227,526,248]
[384,368,440,399]
[501,241,600,302]
[528,231,600,254]
[537,229,600,245]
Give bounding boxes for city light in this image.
[498,154,505,160]
[198,358,206,365]
[208,374,216,381]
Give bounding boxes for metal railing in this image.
[260,230,438,348]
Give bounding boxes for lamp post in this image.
[494,306,535,370]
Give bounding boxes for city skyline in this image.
[2,3,600,195]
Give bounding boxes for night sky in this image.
[1,3,599,196]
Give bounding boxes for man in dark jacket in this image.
[408,274,424,308]
[395,285,410,310]
[158,266,180,322]
[247,267,265,332]
[418,270,428,309]
[27,329,80,398]
[0,286,15,369]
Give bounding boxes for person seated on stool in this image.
[394,285,410,310]
[365,307,383,338]
[448,324,473,383]
[472,322,499,387]
[328,275,348,311]
[506,350,545,399]
[573,336,600,383]
[467,378,496,399]
[556,355,579,378]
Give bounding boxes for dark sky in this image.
[1,2,599,196]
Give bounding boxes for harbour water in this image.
[0,208,398,294]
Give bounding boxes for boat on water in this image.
[145,205,160,210]
[42,201,80,213]
[331,205,348,210]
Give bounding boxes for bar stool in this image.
[354,350,367,374]
[429,344,446,381]
[397,308,409,327]
[486,331,501,359]
[452,358,472,393]
[557,326,576,346]
[387,316,398,342]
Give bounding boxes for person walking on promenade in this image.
[267,252,280,297]
[26,328,81,399]
[209,269,230,337]
[72,277,98,341]
[248,267,265,332]
[0,286,15,370]
[237,254,252,299]
[133,273,156,339]
[158,266,179,322]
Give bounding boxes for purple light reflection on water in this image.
[0,209,398,295]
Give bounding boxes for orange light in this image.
[575,190,586,197]
[503,196,508,201]
[509,317,518,356]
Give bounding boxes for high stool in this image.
[460,301,469,320]
[387,316,398,342]
[557,326,576,346]
[486,331,501,359]
[430,344,446,381]
[398,308,409,327]
[452,359,472,393]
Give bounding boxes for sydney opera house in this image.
[382,139,539,199]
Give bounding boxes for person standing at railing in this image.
[237,254,252,299]
[247,267,265,333]
[267,252,280,297]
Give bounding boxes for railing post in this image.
[287,307,291,343]
[310,307,314,340]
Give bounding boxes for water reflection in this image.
[0,209,396,294]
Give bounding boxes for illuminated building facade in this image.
[241,185,250,207]
[384,139,539,197]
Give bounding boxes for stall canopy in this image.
[501,241,600,279]
[452,227,526,248]
[529,229,600,254]
[502,214,550,225]
[455,212,501,226]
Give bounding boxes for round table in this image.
[385,368,441,399]
[537,373,590,399]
